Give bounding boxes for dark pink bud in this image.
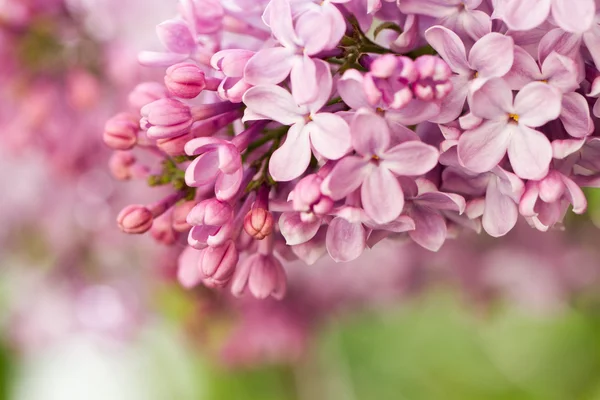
[128,82,170,111]
[117,205,153,234]
[103,113,139,150]
[140,98,193,139]
[199,240,238,287]
[172,201,196,232]
[244,208,274,240]
[165,63,207,99]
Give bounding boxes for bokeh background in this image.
[3,1,600,399]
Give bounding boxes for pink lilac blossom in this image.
[108,0,600,302]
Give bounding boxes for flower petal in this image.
[552,0,595,34]
[242,84,305,125]
[458,120,511,174]
[559,92,594,138]
[514,81,562,127]
[482,175,518,237]
[424,26,470,75]
[350,109,390,156]
[243,47,295,86]
[468,33,514,78]
[382,141,439,176]
[291,55,318,105]
[469,77,514,120]
[321,156,370,200]
[508,125,552,180]
[326,217,366,262]
[279,212,321,245]
[502,0,551,31]
[269,123,312,181]
[361,166,405,224]
[408,206,447,252]
[309,113,351,160]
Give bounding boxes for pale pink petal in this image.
[279,212,321,245]
[350,109,390,156]
[542,52,578,93]
[552,138,585,159]
[539,171,565,203]
[514,82,562,127]
[399,0,458,18]
[458,120,511,173]
[177,246,202,288]
[502,0,551,31]
[243,47,295,86]
[469,78,513,120]
[468,33,514,78]
[326,217,366,262]
[211,49,255,77]
[384,100,441,126]
[415,192,466,213]
[291,55,319,105]
[361,166,405,224]
[269,0,299,48]
[408,206,447,251]
[215,168,243,201]
[321,156,370,200]
[291,227,327,265]
[309,114,351,160]
[242,85,305,124]
[337,69,372,110]
[559,92,594,138]
[508,125,552,180]
[503,45,541,90]
[185,151,219,186]
[482,176,518,237]
[462,10,492,40]
[519,182,540,217]
[424,26,471,75]
[382,141,440,176]
[428,75,469,124]
[583,28,600,71]
[269,123,312,181]
[552,0,595,34]
[562,175,587,214]
[538,28,583,65]
[308,59,333,113]
[296,11,332,55]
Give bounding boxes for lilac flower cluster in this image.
[108,0,600,300]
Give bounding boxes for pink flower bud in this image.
[128,82,170,111]
[109,151,136,180]
[292,174,334,216]
[165,63,207,99]
[244,207,274,240]
[187,198,234,226]
[199,240,238,287]
[413,55,452,102]
[231,254,286,300]
[117,205,153,234]
[103,113,139,150]
[140,98,193,139]
[172,201,196,232]
[150,213,178,245]
[156,132,193,156]
[364,55,416,109]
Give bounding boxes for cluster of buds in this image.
[106,0,600,300]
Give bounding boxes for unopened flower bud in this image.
[187,198,233,226]
[109,151,136,180]
[150,213,177,245]
[140,98,193,139]
[364,55,416,110]
[103,113,139,150]
[172,201,196,232]
[413,55,452,101]
[156,131,193,156]
[128,82,170,111]
[165,63,207,99]
[292,174,334,216]
[231,253,286,300]
[199,240,238,287]
[117,205,153,234]
[244,207,274,240]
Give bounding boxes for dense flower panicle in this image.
[110,0,600,301]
